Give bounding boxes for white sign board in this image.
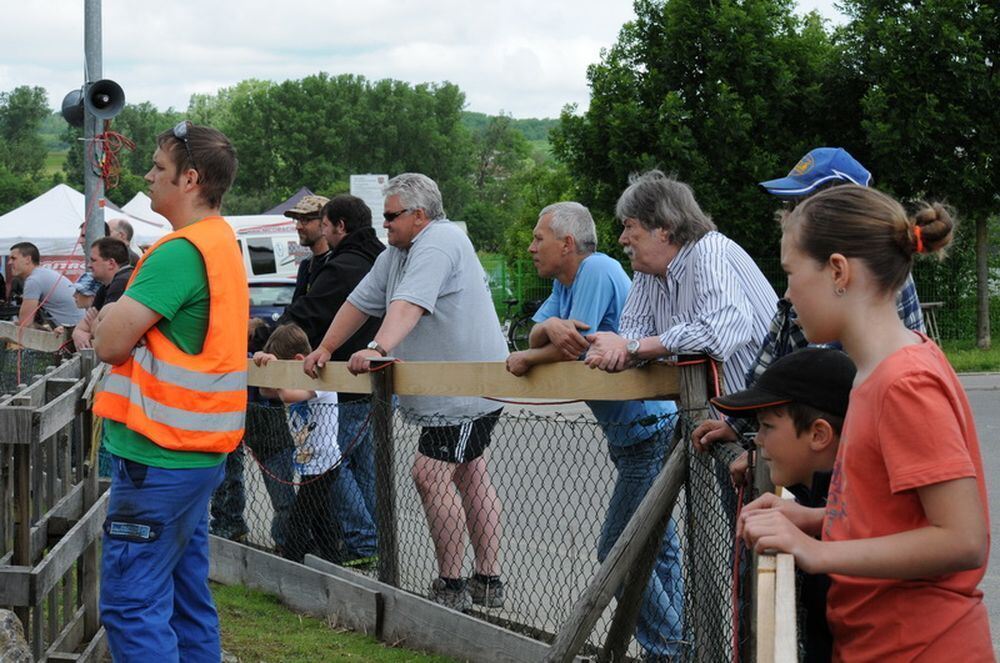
[350,174,389,239]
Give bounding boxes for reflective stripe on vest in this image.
[132,346,246,393]
[101,373,245,433]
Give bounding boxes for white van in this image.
[236,230,309,277]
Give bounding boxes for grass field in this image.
[941,339,1000,373]
[44,150,67,177]
[213,584,454,663]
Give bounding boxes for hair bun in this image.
[909,203,955,256]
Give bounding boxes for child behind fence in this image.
[254,323,342,563]
[741,187,993,660]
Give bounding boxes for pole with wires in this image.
[83,0,104,269]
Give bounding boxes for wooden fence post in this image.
[370,358,398,587]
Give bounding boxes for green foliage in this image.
[0,86,50,179]
[839,0,999,343]
[461,111,560,141]
[0,164,41,215]
[552,0,861,258]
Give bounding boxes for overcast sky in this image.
[1,0,846,120]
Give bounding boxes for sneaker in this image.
[467,575,505,608]
[428,578,472,612]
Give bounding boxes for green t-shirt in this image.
[103,238,225,469]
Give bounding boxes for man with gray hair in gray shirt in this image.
[303,173,508,612]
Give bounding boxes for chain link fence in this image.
[213,395,753,660]
[0,346,61,394]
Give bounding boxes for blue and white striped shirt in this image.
[619,231,779,395]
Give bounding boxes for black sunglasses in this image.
[172,120,197,171]
[383,208,412,223]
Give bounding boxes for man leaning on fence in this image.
[303,173,509,612]
[585,171,777,400]
[506,201,684,659]
[92,121,247,661]
[277,194,386,566]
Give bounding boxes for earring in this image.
[835,286,846,296]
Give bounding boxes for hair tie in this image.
[913,225,925,253]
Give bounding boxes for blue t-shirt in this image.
[533,253,677,446]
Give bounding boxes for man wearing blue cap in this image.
[692,147,925,469]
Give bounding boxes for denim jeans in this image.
[597,428,685,658]
[329,400,377,560]
[100,456,225,662]
[209,445,248,540]
[258,448,296,550]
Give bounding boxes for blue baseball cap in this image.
[759,147,872,198]
[73,272,101,297]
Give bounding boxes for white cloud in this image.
[2,0,845,119]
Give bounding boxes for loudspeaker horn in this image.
[61,88,85,127]
[84,79,125,120]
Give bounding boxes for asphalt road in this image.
[959,374,1000,652]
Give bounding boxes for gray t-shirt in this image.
[23,266,84,326]
[348,219,507,422]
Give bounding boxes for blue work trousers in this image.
[597,430,685,658]
[100,455,225,662]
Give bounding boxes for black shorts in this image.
[417,409,502,464]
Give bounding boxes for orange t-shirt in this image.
[823,335,993,662]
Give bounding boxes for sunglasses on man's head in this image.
[172,120,197,170]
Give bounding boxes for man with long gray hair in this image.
[585,170,776,395]
[506,201,684,658]
[303,173,508,612]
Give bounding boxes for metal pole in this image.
[83,0,104,268]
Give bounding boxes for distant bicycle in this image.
[500,299,542,352]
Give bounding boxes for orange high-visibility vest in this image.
[94,216,249,453]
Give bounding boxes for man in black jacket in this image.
[277,194,385,565]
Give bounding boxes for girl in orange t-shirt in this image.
[740,185,993,662]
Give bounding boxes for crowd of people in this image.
[69,119,990,662]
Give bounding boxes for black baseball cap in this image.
[711,347,856,418]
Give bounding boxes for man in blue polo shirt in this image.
[505,201,683,660]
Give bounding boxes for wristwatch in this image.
[366,341,388,357]
[626,338,641,360]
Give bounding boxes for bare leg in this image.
[412,452,466,578]
[454,454,502,576]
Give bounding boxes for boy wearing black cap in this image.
[713,346,856,663]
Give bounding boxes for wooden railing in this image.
[0,332,108,661]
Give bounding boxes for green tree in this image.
[839,0,999,348]
[463,114,532,250]
[552,0,857,258]
[0,85,50,178]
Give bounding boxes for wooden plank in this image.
[755,554,776,663]
[545,440,687,662]
[249,359,682,401]
[74,626,107,663]
[209,536,378,634]
[0,320,70,353]
[304,555,565,663]
[248,359,370,393]
[0,407,35,445]
[371,362,397,585]
[36,378,85,443]
[0,566,33,604]
[45,604,87,662]
[0,481,86,565]
[32,491,109,599]
[773,553,797,663]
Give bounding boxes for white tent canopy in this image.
[0,184,171,257]
[122,191,296,237]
